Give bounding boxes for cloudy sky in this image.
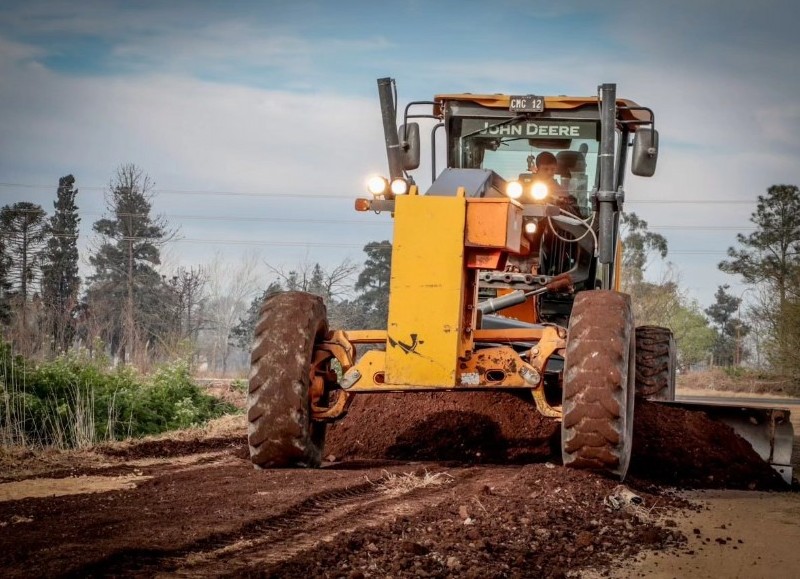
[1,0,798,308]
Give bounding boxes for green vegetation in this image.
[0,342,236,449]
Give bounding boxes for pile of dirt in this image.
[97,435,245,461]
[628,401,786,490]
[326,392,559,464]
[326,393,787,490]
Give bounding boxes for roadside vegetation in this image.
[0,342,236,450]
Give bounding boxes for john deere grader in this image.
[246,78,794,481]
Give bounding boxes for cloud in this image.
[1,0,797,308]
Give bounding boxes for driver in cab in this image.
[526,152,581,217]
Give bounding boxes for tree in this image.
[0,233,11,326]
[201,252,260,374]
[265,259,358,304]
[87,164,172,363]
[620,212,668,287]
[704,285,748,367]
[230,281,283,351]
[168,266,207,346]
[620,213,715,370]
[0,201,48,353]
[354,241,392,327]
[40,175,81,354]
[670,300,717,371]
[719,184,800,374]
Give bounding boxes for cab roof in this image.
[433,93,651,128]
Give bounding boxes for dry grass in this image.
[678,368,799,397]
[371,469,454,497]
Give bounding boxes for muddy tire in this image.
[247,291,328,468]
[635,326,676,401]
[561,290,635,479]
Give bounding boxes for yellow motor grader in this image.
[246,78,794,481]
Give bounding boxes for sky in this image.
[1,0,798,309]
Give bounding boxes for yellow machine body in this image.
[342,188,548,393]
[385,193,468,386]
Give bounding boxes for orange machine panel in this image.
[465,198,523,253]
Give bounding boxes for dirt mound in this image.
[326,393,787,490]
[629,401,786,490]
[98,435,246,460]
[326,392,559,464]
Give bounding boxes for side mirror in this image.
[631,128,659,177]
[398,123,420,170]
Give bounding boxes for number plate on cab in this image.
[509,95,544,113]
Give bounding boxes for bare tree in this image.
[201,252,260,375]
[264,258,358,303]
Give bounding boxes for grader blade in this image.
[663,400,794,484]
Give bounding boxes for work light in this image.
[506,181,523,199]
[367,176,389,196]
[531,182,548,201]
[390,178,409,196]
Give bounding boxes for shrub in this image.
[0,343,237,449]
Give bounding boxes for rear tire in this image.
[247,291,328,468]
[635,326,676,401]
[561,290,635,479]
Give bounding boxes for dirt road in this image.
[0,393,798,578]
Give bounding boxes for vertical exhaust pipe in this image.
[377,77,404,181]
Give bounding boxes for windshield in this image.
[458,118,599,215]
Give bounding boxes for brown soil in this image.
[326,392,786,490]
[0,390,792,578]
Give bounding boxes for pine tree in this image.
[0,201,48,351]
[719,184,800,373]
[40,175,81,354]
[705,285,748,366]
[354,241,392,327]
[87,164,171,363]
[0,234,11,326]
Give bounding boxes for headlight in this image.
[524,221,537,234]
[531,182,548,201]
[390,178,409,196]
[367,176,389,196]
[506,181,523,199]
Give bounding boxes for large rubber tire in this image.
[635,326,677,401]
[247,291,328,468]
[561,290,635,479]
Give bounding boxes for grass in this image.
[678,367,799,397]
[0,342,238,451]
[371,470,454,497]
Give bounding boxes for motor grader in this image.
[246,78,794,482]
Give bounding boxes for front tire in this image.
[247,292,328,468]
[561,291,635,479]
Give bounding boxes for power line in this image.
[0,181,767,204]
[8,207,787,232]
[0,182,354,199]
[49,233,736,254]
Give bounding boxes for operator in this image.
[532,152,581,217]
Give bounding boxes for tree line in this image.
[1,166,798,380]
[0,164,391,373]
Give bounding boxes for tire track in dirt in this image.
[171,472,479,577]
[70,469,484,577]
